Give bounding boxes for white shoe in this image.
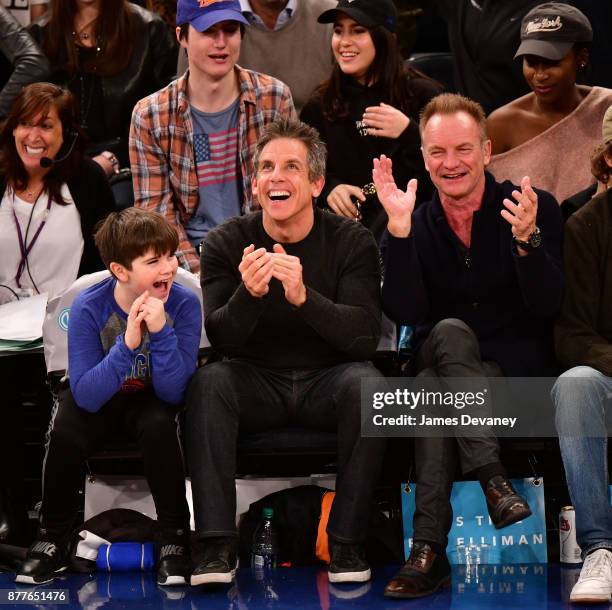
[570,548,612,603]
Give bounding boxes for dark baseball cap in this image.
[176,0,248,32]
[318,0,397,34]
[514,2,593,61]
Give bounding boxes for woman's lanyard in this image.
[12,189,52,289]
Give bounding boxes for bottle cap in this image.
[263,507,274,518]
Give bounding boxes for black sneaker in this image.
[156,529,191,586]
[15,540,68,585]
[328,538,371,584]
[190,538,237,586]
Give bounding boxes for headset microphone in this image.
[39,130,79,168]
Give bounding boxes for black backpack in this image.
[238,485,404,566]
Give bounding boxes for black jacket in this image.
[0,7,49,118]
[382,172,564,376]
[1,157,115,276]
[29,3,177,165]
[432,0,539,114]
[560,183,597,221]
[555,188,612,376]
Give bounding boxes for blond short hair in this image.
[420,93,488,142]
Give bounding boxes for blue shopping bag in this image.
[401,477,547,564]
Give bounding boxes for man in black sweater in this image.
[186,119,385,587]
[374,93,563,599]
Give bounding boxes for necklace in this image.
[71,16,98,45]
[17,184,43,202]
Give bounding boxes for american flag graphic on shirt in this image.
[194,128,238,188]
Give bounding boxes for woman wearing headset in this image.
[0,82,114,303]
[0,83,114,544]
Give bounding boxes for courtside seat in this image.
[238,428,337,454]
[236,428,338,477]
[406,52,455,92]
[83,427,339,478]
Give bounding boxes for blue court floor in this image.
[0,564,602,609]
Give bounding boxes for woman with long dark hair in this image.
[0,82,114,301]
[301,0,441,243]
[28,0,176,178]
[0,82,113,546]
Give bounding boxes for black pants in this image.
[0,356,26,492]
[41,389,190,538]
[186,360,387,543]
[413,319,502,548]
[0,354,40,543]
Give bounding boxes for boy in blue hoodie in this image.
[16,208,201,586]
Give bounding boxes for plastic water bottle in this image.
[251,507,279,570]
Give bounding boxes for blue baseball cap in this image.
[176,0,248,32]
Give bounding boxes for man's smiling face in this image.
[252,137,324,229]
[421,111,491,203]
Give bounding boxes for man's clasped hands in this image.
[239,243,307,307]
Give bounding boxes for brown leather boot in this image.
[485,475,532,529]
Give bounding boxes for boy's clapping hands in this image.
[125,290,167,349]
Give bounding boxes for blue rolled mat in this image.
[96,542,155,572]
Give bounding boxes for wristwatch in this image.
[101,151,120,174]
[512,226,542,251]
[354,182,377,222]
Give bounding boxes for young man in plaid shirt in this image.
[130,0,296,273]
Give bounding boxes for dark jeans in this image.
[41,389,190,538]
[186,360,387,543]
[413,318,502,548]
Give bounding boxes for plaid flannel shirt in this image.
[129,67,296,272]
